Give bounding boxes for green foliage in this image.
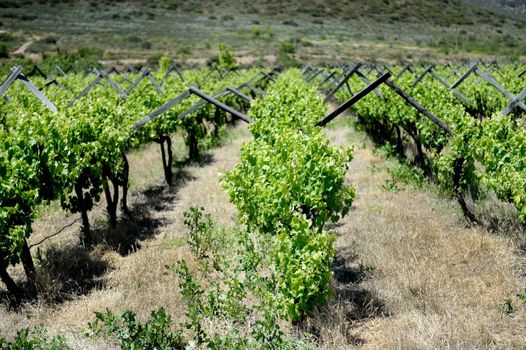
[0,66,259,291]
[90,209,316,348]
[272,215,336,321]
[251,310,288,348]
[183,206,213,259]
[279,42,296,54]
[277,43,298,68]
[474,116,526,222]
[388,160,426,189]
[517,288,526,303]
[333,64,526,224]
[217,43,237,70]
[223,128,353,234]
[266,27,276,39]
[501,298,514,316]
[223,69,354,321]
[0,327,71,350]
[88,308,184,349]
[158,56,171,74]
[176,46,191,56]
[223,70,354,235]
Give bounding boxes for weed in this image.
[88,308,184,349]
[370,164,381,174]
[501,299,514,316]
[176,45,191,56]
[183,206,214,260]
[251,27,262,37]
[0,327,71,350]
[388,160,426,189]
[252,309,288,348]
[382,179,400,193]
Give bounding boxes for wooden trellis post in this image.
[0,66,57,112]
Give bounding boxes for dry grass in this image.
[302,122,526,349]
[1,113,525,348]
[0,124,252,346]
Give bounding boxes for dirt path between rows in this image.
[12,40,34,56]
[311,124,526,349]
[0,125,252,347]
[1,118,524,348]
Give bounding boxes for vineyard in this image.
[0,58,525,348]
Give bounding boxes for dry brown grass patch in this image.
[309,124,526,348]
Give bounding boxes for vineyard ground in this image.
[0,115,525,348]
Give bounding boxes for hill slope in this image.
[0,0,525,64]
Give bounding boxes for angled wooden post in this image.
[189,87,252,123]
[450,64,477,89]
[383,78,452,135]
[1,66,57,112]
[324,63,362,103]
[134,89,192,128]
[316,72,390,127]
[502,88,526,116]
[411,65,434,88]
[355,69,384,99]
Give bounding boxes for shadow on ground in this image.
[0,148,219,309]
[92,168,197,256]
[174,153,216,168]
[332,247,389,321]
[0,244,109,309]
[298,245,389,347]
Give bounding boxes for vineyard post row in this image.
[0,66,273,118]
[0,66,277,298]
[0,66,58,112]
[0,64,375,134]
[302,63,525,224]
[304,65,453,131]
[303,63,526,123]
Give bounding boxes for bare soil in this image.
[0,117,525,348]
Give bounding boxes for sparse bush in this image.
[27,35,58,54]
[146,52,163,68]
[141,41,152,49]
[88,308,183,349]
[279,42,296,54]
[183,207,214,260]
[0,0,21,8]
[76,47,103,58]
[41,36,57,44]
[0,32,14,42]
[20,14,36,21]
[251,26,262,37]
[124,35,141,43]
[176,45,191,55]
[0,327,71,350]
[282,19,298,26]
[158,56,171,74]
[218,43,237,70]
